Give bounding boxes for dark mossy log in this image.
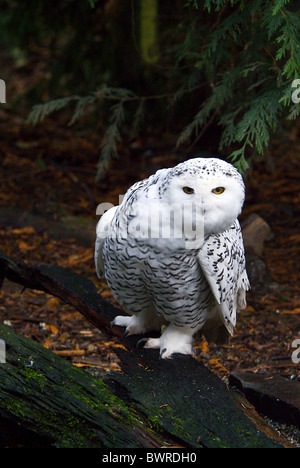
[0,323,168,448]
[0,251,291,448]
[109,345,292,448]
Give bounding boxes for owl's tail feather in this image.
[200,305,233,345]
[201,322,230,345]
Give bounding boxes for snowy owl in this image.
[95,157,250,359]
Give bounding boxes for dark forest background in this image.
[0,0,299,177]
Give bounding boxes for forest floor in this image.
[0,103,299,445]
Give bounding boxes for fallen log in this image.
[229,372,300,429]
[0,323,165,448]
[0,251,292,448]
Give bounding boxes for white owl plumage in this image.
[95,157,250,358]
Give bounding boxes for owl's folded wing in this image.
[95,206,118,278]
[197,220,250,335]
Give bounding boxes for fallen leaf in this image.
[16,239,37,252]
[10,226,36,235]
[54,349,85,357]
[45,324,59,335]
[43,297,61,312]
[280,308,300,315]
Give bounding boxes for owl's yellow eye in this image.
[183,186,194,194]
[212,187,225,194]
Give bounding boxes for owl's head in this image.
[158,157,245,237]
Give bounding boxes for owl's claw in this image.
[110,318,130,337]
[159,348,167,358]
[110,319,116,329]
[136,338,148,349]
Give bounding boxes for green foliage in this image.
[27,85,148,181]
[28,94,99,127]
[175,0,300,172]
[2,0,299,177]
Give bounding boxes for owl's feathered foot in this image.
[137,325,196,359]
[111,311,163,337]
